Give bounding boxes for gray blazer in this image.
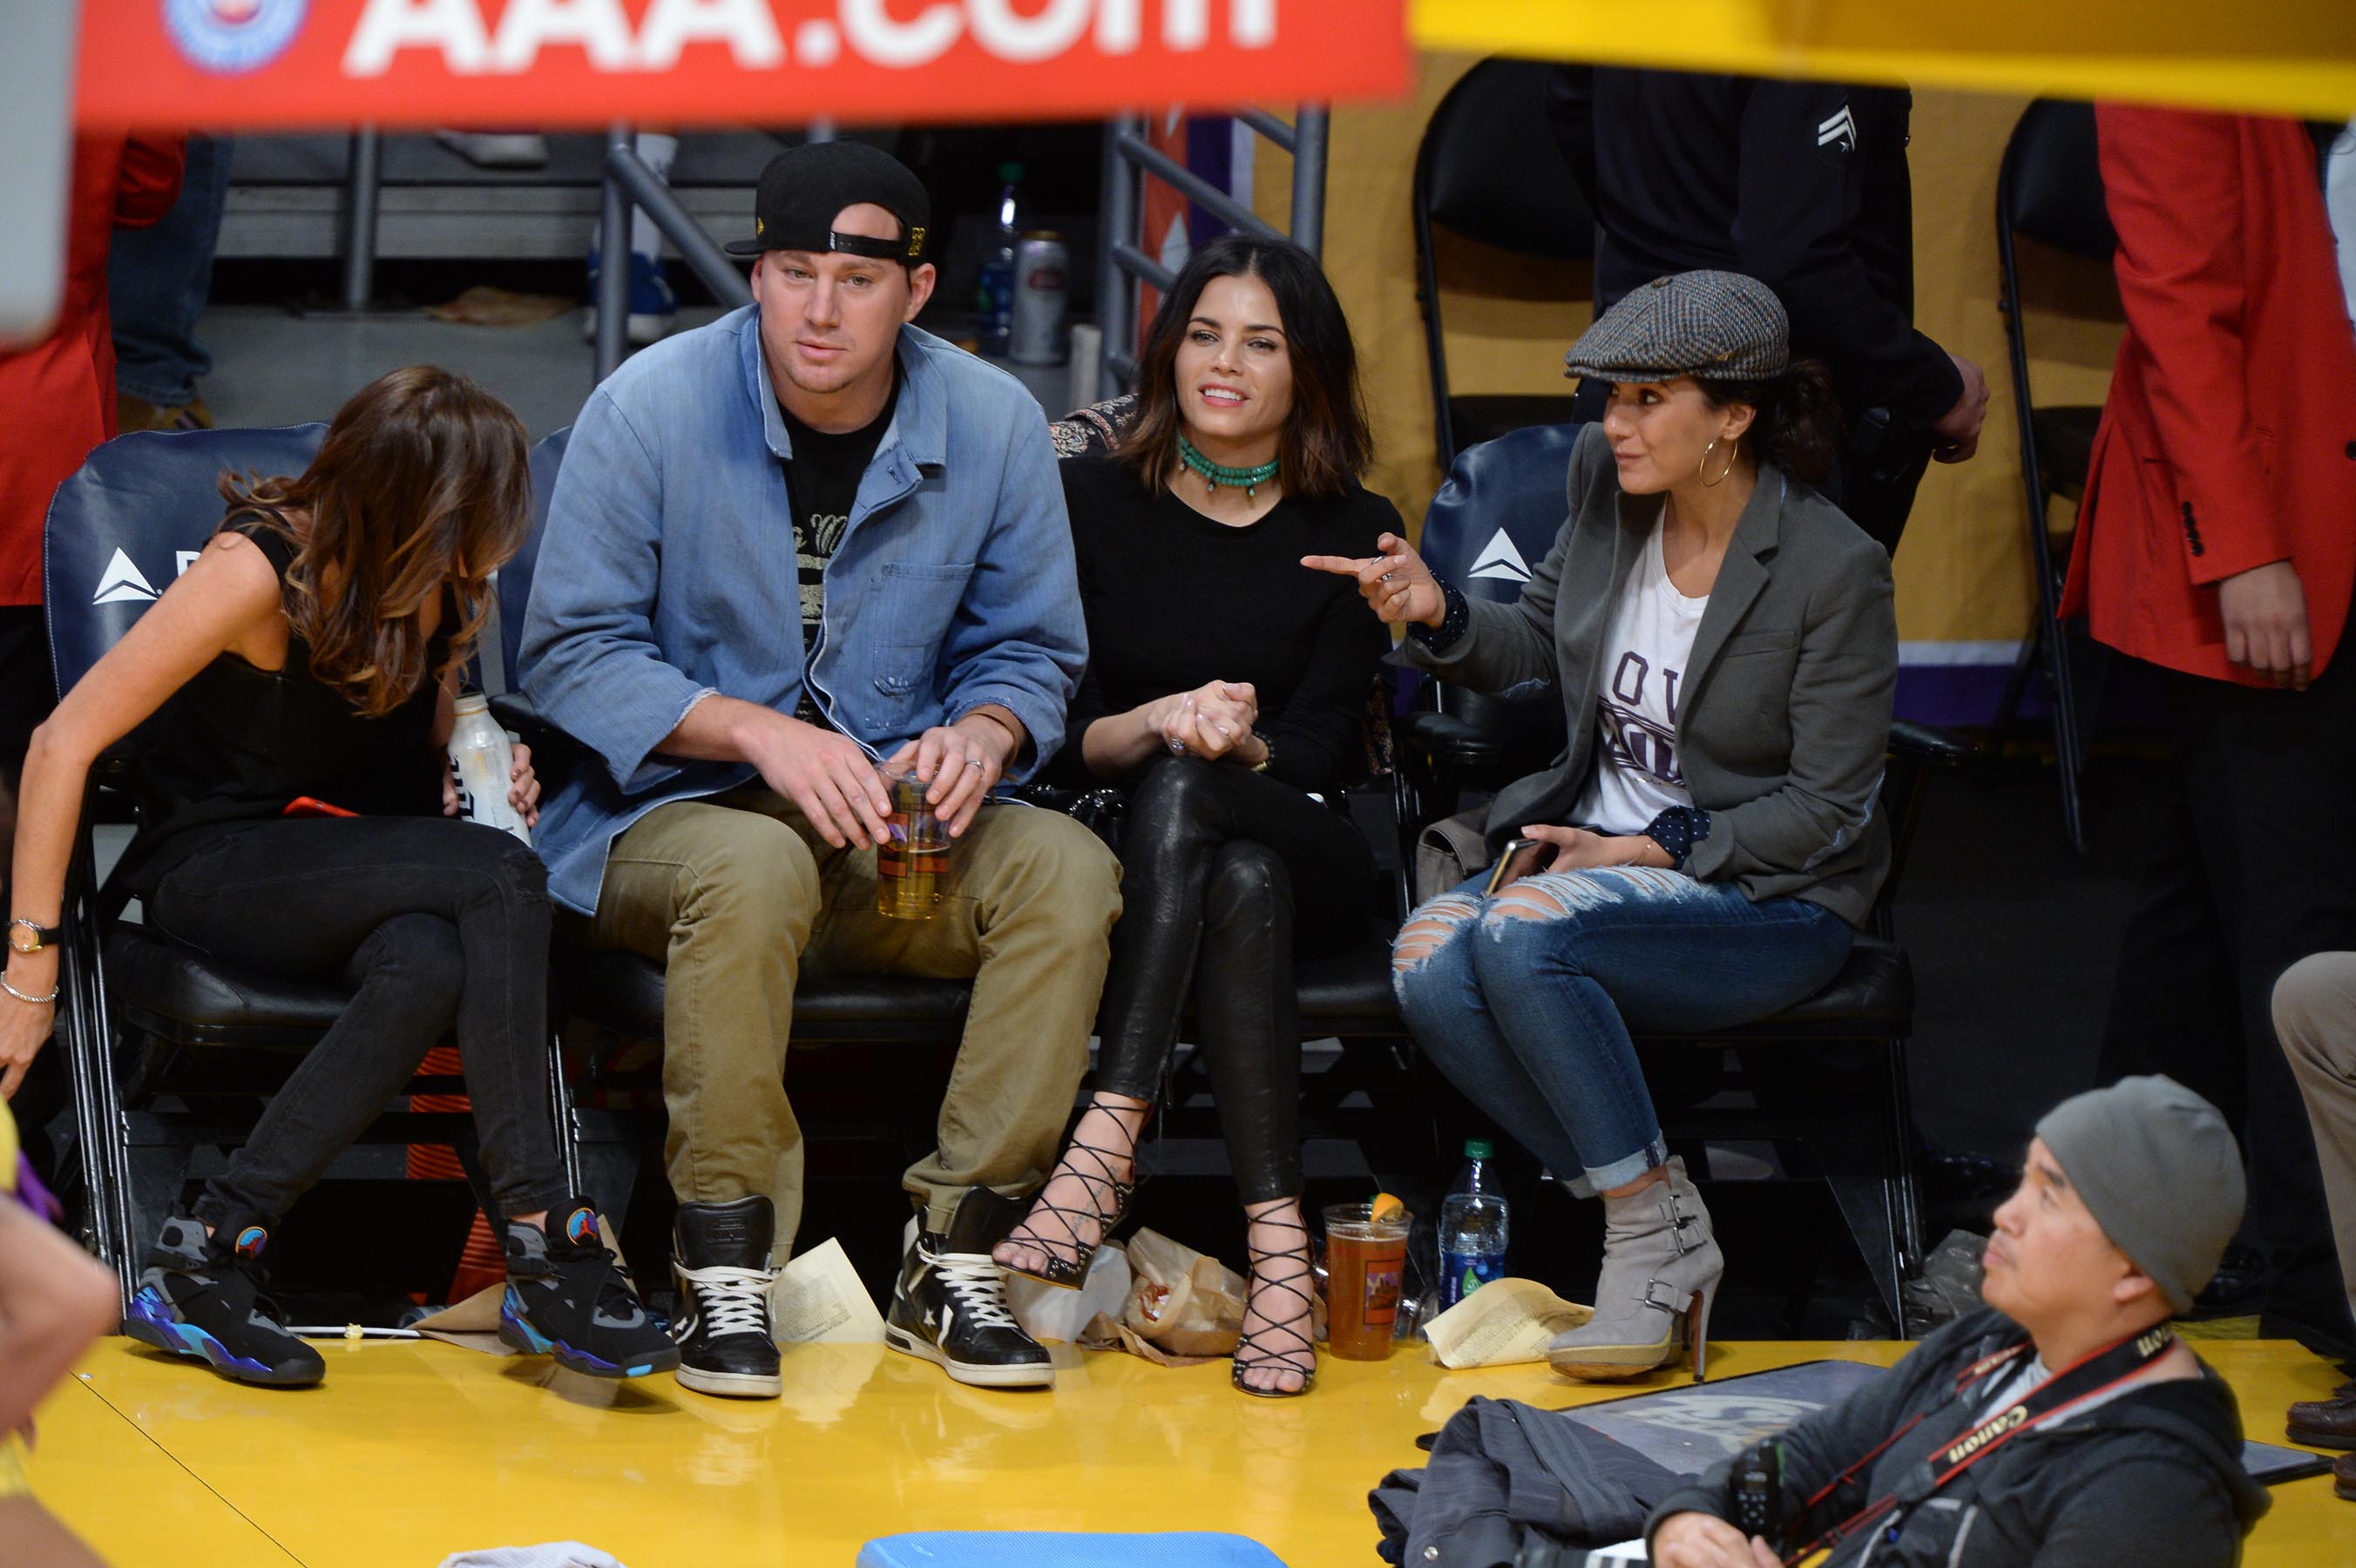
[1405,423,1897,928]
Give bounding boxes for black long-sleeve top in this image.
[1053,454,1395,796]
[1551,66,1966,430]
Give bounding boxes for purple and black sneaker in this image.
[122,1209,324,1388]
[499,1197,679,1380]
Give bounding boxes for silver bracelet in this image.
[0,974,58,1005]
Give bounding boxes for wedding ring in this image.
[965,758,985,771]
[1168,739,1188,755]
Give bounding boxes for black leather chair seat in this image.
[558,927,1895,1051]
[554,943,972,1044]
[1449,394,1583,457]
[1292,936,1409,1037]
[106,923,350,1051]
[2030,403,2102,503]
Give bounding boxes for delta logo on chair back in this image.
[91,548,203,606]
[1467,528,1533,585]
[91,549,160,605]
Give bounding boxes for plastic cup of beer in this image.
[877,770,951,919]
[1324,1200,1412,1361]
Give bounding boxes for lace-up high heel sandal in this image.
[1231,1204,1318,1397]
[998,1096,1144,1289]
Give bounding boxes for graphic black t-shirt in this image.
[779,371,899,720]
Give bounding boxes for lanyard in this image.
[1781,1326,2178,1565]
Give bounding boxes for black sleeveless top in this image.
[112,517,450,896]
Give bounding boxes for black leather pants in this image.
[1094,756,1375,1203]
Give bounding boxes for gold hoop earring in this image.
[1698,436,1738,488]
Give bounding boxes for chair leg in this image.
[548,1029,585,1200]
[2041,597,2092,857]
[61,951,137,1308]
[1880,1037,1926,1338]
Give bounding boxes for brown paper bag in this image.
[1124,1227,1247,1357]
[1073,1227,1331,1366]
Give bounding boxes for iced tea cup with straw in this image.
[1324,1200,1412,1360]
[877,770,951,919]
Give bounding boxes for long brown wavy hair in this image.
[1118,233,1372,504]
[218,367,531,717]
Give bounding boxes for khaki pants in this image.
[2278,951,2356,1320]
[581,787,1120,1243]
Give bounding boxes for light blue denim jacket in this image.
[519,307,1085,915]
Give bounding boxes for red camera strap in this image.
[1782,1326,2178,1565]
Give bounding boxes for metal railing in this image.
[1095,106,1329,390]
[594,124,755,381]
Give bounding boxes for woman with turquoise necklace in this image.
[995,234,1399,1398]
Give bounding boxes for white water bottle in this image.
[448,693,530,845]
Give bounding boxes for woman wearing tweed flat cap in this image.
[1310,270,1896,1381]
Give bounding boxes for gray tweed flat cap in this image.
[1563,269,1790,382]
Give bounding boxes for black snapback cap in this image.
[724,140,931,265]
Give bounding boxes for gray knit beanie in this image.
[2034,1075,2244,1314]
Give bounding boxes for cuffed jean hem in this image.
[1562,1132,1673,1199]
[112,375,199,409]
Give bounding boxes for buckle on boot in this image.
[1662,1195,1703,1255]
[1641,1278,1695,1314]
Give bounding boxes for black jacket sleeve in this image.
[1730,79,1965,430]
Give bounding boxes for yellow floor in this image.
[24,1335,2356,1566]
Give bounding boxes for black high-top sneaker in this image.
[500,1197,680,1379]
[885,1186,1053,1389]
[671,1196,781,1398]
[121,1208,323,1387]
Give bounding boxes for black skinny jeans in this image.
[146,814,568,1228]
[1095,756,1375,1203]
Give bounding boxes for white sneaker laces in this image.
[678,1262,774,1338]
[933,1250,1019,1330]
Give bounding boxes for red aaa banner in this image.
[77,0,1410,130]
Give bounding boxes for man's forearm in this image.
[657,693,781,766]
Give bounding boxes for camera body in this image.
[1730,1438,1786,1544]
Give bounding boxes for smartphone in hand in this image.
[1486,836,1543,896]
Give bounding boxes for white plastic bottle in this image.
[447,693,530,846]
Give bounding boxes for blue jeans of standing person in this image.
[109,136,233,409]
[1392,867,1854,1194]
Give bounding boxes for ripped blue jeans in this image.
[1391,868,1852,1193]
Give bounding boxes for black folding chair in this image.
[43,424,584,1305]
[1992,98,2117,855]
[1414,57,1595,472]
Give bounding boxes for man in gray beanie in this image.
[1649,1076,2270,1568]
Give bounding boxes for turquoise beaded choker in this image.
[1177,434,1279,500]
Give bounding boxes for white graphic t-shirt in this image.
[1572,522,1707,835]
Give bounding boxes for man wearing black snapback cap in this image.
[522,141,1118,1397]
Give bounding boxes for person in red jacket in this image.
[0,133,181,1161]
[2062,104,2356,1335]
[0,134,185,831]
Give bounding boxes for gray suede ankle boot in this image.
[1547,1157,1723,1382]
